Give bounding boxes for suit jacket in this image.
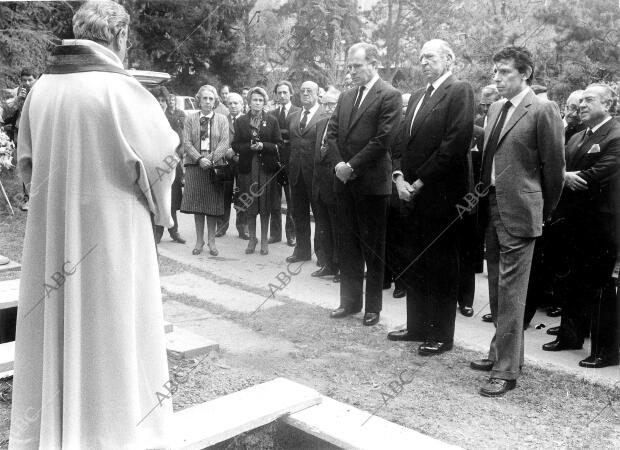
[271,103,301,167]
[393,75,475,220]
[182,111,228,166]
[231,113,282,174]
[288,105,330,186]
[557,118,620,218]
[312,116,337,204]
[483,89,565,238]
[326,79,402,195]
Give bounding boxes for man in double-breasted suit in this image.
[543,84,620,369]
[470,46,565,397]
[286,81,330,262]
[388,39,474,355]
[326,43,402,326]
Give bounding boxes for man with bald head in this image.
[389,39,474,354]
[286,81,330,263]
[543,83,620,368]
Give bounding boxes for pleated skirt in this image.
[181,164,224,216]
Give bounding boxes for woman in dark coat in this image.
[232,87,282,255]
[181,84,229,256]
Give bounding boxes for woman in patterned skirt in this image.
[181,85,229,255]
[232,87,282,255]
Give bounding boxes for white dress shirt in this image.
[409,71,452,134]
[300,102,320,127]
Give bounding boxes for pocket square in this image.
[587,144,601,154]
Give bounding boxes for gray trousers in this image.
[485,191,536,380]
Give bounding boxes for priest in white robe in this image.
[9,1,179,448]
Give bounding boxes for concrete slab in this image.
[166,327,219,360]
[285,395,460,450]
[0,278,19,310]
[161,272,283,313]
[170,377,322,450]
[0,260,20,274]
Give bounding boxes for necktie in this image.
[353,86,366,112]
[409,85,435,134]
[481,100,512,187]
[300,109,310,131]
[578,128,593,147]
[278,106,286,127]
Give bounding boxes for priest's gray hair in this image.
[73,0,130,45]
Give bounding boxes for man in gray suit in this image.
[470,46,565,396]
[286,81,330,262]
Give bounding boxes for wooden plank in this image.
[0,341,15,373]
[284,396,461,450]
[170,377,322,450]
[166,328,218,360]
[0,278,19,310]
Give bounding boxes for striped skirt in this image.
[180,165,224,216]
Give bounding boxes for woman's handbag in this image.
[211,163,233,183]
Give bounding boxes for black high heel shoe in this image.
[245,237,258,254]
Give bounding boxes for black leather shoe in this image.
[460,306,474,317]
[329,307,361,319]
[546,326,560,336]
[479,378,516,397]
[333,274,341,283]
[393,288,406,298]
[238,233,250,240]
[311,266,336,277]
[418,340,453,356]
[169,232,186,244]
[542,338,582,351]
[470,359,494,371]
[482,313,493,323]
[383,281,392,290]
[286,254,311,263]
[363,312,380,326]
[387,329,424,342]
[578,355,619,369]
[287,238,296,247]
[268,237,281,244]
[546,307,562,317]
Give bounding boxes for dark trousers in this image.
[218,178,247,235]
[337,187,388,313]
[0,308,16,343]
[384,201,408,290]
[154,210,179,239]
[559,213,617,356]
[290,174,316,258]
[314,195,339,270]
[270,183,295,241]
[457,212,477,309]
[402,215,459,343]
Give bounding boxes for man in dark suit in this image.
[312,88,341,280]
[326,42,402,326]
[217,92,248,239]
[469,46,565,397]
[286,81,330,263]
[269,80,299,246]
[388,39,474,354]
[542,84,620,369]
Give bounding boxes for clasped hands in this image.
[564,171,587,191]
[334,162,355,183]
[395,175,423,202]
[250,141,264,151]
[198,157,212,169]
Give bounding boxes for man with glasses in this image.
[563,90,586,143]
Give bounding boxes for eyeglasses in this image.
[116,29,132,50]
[565,105,579,113]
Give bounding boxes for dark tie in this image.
[481,100,512,187]
[419,84,435,111]
[353,86,366,112]
[300,109,310,131]
[578,128,593,147]
[278,106,286,128]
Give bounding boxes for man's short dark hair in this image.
[274,80,293,96]
[20,67,36,78]
[492,46,534,85]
